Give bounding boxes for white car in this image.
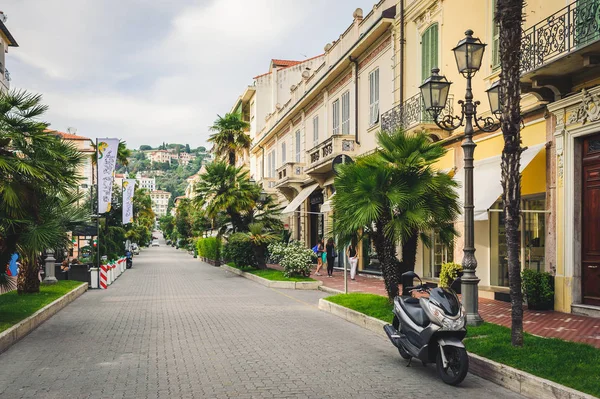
[151,240,160,247]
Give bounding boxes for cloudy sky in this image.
[5,0,372,149]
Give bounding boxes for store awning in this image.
[281,184,319,215]
[454,143,545,221]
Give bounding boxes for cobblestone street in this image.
[0,241,524,398]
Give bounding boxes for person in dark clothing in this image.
[325,238,336,277]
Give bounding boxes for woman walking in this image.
[325,238,336,277]
[347,242,359,280]
[314,238,325,276]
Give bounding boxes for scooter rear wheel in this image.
[436,346,469,386]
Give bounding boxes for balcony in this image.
[261,177,277,194]
[275,162,306,199]
[381,93,454,137]
[521,0,600,90]
[304,135,356,175]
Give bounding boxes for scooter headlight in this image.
[427,302,465,331]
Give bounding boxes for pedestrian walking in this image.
[325,238,336,277]
[347,242,359,280]
[314,238,325,276]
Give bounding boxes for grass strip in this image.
[226,263,315,282]
[0,281,85,333]
[324,292,600,397]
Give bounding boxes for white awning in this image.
[454,143,545,221]
[320,192,335,213]
[281,184,319,215]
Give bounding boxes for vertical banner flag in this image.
[122,179,136,224]
[97,138,120,214]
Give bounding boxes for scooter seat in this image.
[399,297,430,327]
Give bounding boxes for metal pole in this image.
[461,74,483,326]
[344,248,348,294]
[96,138,100,271]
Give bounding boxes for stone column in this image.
[43,249,58,284]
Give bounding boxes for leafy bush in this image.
[196,237,221,261]
[522,268,554,310]
[267,241,287,264]
[223,233,256,268]
[439,262,462,288]
[274,241,317,278]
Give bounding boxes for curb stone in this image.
[318,298,597,399]
[220,264,323,290]
[0,283,88,354]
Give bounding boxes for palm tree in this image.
[0,90,84,293]
[334,129,460,299]
[208,113,251,166]
[240,223,278,269]
[497,0,525,347]
[194,161,258,233]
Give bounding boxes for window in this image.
[421,24,439,82]
[313,116,319,147]
[369,69,380,126]
[267,151,276,178]
[295,130,301,163]
[422,231,454,278]
[250,101,255,120]
[332,99,340,135]
[492,0,500,69]
[281,142,286,164]
[341,91,350,135]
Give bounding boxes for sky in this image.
[5,0,373,149]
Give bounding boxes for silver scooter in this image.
[383,271,469,385]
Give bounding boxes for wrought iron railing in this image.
[4,69,10,82]
[381,93,454,133]
[521,0,600,74]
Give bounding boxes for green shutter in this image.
[421,24,439,82]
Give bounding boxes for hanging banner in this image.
[122,179,136,224]
[97,138,120,214]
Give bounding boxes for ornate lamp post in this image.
[420,29,501,326]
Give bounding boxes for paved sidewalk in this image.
[310,267,600,349]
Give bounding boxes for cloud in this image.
[5,0,372,148]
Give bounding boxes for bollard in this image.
[90,267,99,288]
[99,265,108,289]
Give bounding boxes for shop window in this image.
[423,231,454,278]
[490,195,546,287]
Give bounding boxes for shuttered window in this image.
[281,142,286,164]
[341,91,350,134]
[421,24,439,82]
[295,130,301,163]
[369,69,380,126]
[332,99,340,135]
[492,0,500,69]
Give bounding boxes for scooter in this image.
[383,271,469,386]
[125,252,133,269]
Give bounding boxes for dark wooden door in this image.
[582,134,600,306]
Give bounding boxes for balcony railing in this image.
[276,162,304,182]
[306,135,356,172]
[521,0,600,74]
[381,93,454,133]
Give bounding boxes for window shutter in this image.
[295,130,301,163]
[421,24,438,82]
[282,142,286,164]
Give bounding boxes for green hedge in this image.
[196,237,221,261]
[223,233,256,268]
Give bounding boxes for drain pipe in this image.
[400,0,405,104]
[349,56,360,145]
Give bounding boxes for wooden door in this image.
[582,134,600,306]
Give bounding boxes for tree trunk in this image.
[253,245,267,269]
[399,230,419,274]
[497,0,524,347]
[373,214,400,300]
[17,258,41,294]
[228,151,236,166]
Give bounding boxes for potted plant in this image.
[522,268,554,310]
[439,262,463,294]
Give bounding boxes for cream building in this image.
[150,190,171,219]
[149,150,172,165]
[232,0,600,317]
[51,130,95,189]
[0,13,17,93]
[136,175,156,191]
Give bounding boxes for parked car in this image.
[131,244,140,255]
[152,240,160,247]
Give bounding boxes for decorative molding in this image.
[358,36,392,70]
[292,115,302,126]
[415,1,441,34]
[566,89,600,126]
[304,95,324,116]
[329,71,352,96]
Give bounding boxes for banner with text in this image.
[97,138,119,214]
[122,179,136,224]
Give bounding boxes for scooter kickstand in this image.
[406,358,412,367]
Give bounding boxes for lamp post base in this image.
[462,277,484,326]
[43,276,58,285]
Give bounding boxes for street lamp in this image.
[420,29,500,326]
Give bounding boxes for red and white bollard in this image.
[100,264,108,289]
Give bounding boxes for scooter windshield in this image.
[429,288,460,316]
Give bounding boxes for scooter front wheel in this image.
[436,346,469,386]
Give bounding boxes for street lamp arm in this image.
[473,101,501,132]
[432,100,465,132]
